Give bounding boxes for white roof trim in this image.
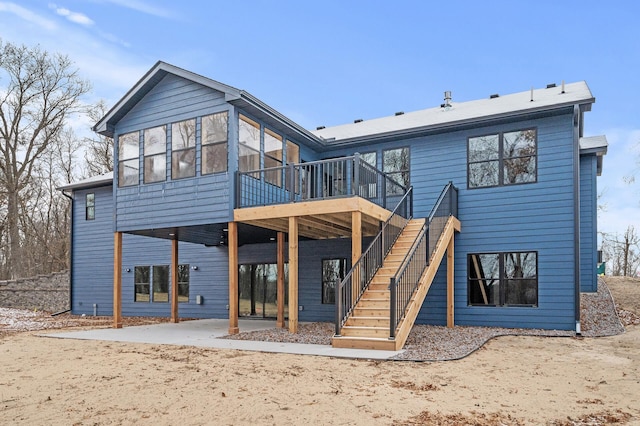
[58,172,113,191]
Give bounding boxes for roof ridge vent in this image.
[395,111,404,116]
[489,93,499,99]
[354,119,363,123]
[316,126,325,130]
[441,91,452,110]
[546,83,557,89]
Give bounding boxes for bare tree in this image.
[84,99,113,176]
[0,40,91,279]
[602,226,640,277]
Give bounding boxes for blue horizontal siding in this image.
[580,155,598,292]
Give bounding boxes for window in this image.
[383,147,409,195]
[134,266,150,302]
[322,258,348,304]
[468,129,537,188]
[264,129,283,186]
[285,140,300,192]
[144,125,167,183]
[171,119,196,179]
[178,264,189,303]
[118,131,139,187]
[361,152,377,168]
[152,265,169,302]
[135,264,189,303]
[359,152,378,199]
[202,111,228,174]
[468,252,538,307]
[86,193,95,220]
[239,115,260,172]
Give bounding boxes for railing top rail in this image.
[427,181,456,221]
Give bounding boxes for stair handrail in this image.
[389,182,458,338]
[334,186,414,336]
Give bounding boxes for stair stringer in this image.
[390,216,461,350]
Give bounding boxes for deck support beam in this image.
[113,232,123,329]
[228,222,239,334]
[288,216,299,333]
[170,238,179,323]
[351,211,362,304]
[276,232,285,328]
[446,234,454,328]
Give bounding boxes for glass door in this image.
[238,263,288,318]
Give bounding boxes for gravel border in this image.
[223,278,625,361]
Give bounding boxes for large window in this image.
[383,147,409,195]
[143,125,167,183]
[468,252,538,307]
[171,119,196,179]
[239,115,260,172]
[264,129,283,186]
[202,111,228,174]
[85,193,95,220]
[468,129,537,188]
[134,264,189,303]
[118,131,139,187]
[322,258,348,304]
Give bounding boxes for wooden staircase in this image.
[331,216,460,351]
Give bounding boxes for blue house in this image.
[60,62,607,350]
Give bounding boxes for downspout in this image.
[572,105,581,335]
[61,189,74,315]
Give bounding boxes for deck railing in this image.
[334,187,413,336]
[236,154,407,210]
[389,182,458,338]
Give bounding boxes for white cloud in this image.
[101,0,174,19]
[0,1,57,30]
[53,6,94,27]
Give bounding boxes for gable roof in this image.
[93,61,324,147]
[313,82,595,144]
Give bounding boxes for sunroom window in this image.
[202,111,228,174]
[118,131,139,187]
[171,119,196,179]
[239,115,260,172]
[143,125,167,184]
[264,128,283,186]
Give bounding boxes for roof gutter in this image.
[61,190,74,314]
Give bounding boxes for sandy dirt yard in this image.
[1,278,639,425]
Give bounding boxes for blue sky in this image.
[1,0,639,238]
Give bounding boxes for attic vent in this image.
[354,119,363,123]
[395,111,404,116]
[546,83,557,89]
[490,94,499,99]
[316,126,325,130]
[441,91,452,109]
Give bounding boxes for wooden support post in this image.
[351,211,362,304]
[446,235,454,328]
[288,216,299,333]
[276,232,285,328]
[228,222,239,334]
[113,232,123,329]
[170,238,179,323]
